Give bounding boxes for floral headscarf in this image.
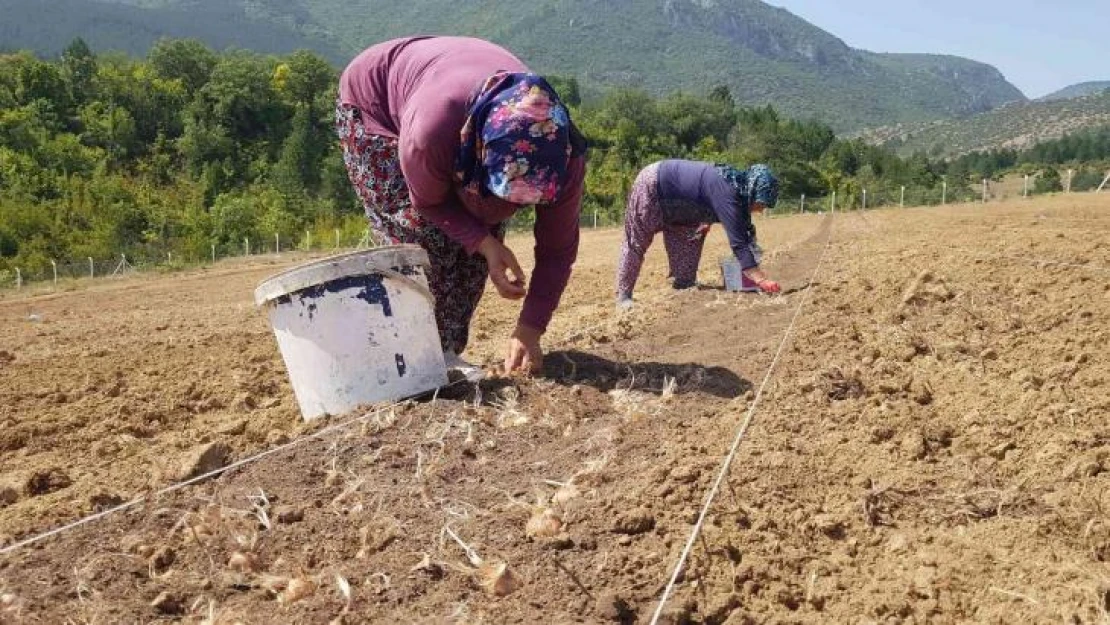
[456,72,583,205]
[714,163,780,208]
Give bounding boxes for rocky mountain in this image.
[1039,81,1110,102]
[858,90,1110,157]
[0,0,1028,132]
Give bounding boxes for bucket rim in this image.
[253,244,431,306]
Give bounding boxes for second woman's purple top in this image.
[656,160,758,269]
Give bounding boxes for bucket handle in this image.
[365,260,436,305]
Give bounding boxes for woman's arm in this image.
[715,194,758,269]
[518,156,585,333]
[715,192,780,293]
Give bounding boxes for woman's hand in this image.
[756,278,781,294]
[743,266,781,294]
[478,236,527,300]
[504,323,543,374]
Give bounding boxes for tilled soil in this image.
[0,196,1107,624]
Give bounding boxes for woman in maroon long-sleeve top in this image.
[336,37,587,376]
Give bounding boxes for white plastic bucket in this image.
[255,245,448,421]
[720,257,760,292]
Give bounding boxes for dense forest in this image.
[1,39,1106,281]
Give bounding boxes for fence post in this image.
[592,207,598,229]
[275,233,280,254]
[335,229,341,249]
[15,268,21,290]
[245,237,250,256]
[111,254,131,276]
[982,178,988,203]
[167,252,173,264]
[942,180,947,205]
[306,230,312,251]
[800,194,806,213]
[1098,171,1110,193]
[88,257,94,278]
[900,186,905,207]
[1024,174,1030,197]
[1066,169,1073,193]
[862,189,867,210]
[50,260,57,287]
[831,191,836,212]
[211,244,216,264]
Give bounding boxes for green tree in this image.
[708,85,735,110]
[78,102,138,168]
[273,50,335,108]
[546,75,581,108]
[272,103,322,200]
[15,56,72,124]
[61,37,97,106]
[658,92,735,154]
[1033,168,1062,194]
[148,38,217,92]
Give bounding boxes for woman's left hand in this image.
[504,323,543,374]
[478,236,527,300]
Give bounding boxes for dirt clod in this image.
[595,590,634,622]
[988,441,1016,460]
[217,419,248,436]
[901,433,928,460]
[176,442,230,480]
[670,465,701,484]
[655,598,695,625]
[150,590,183,615]
[0,482,19,507]
[148,546,176,574]
[810,514,847,539]
[612,509,655,535]
[88,492,125,512]
[24,468,72,496]
[274,505,304,524]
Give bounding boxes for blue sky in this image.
[769,0,1107,98]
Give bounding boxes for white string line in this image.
[0,302,646,558]
[649,210,837,625]
[0,312,633,558]
[0,215,830,558]
[0,381,467,557]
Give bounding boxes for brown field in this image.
[0,195,1108,624]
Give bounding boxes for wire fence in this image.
[0,182,1096,292]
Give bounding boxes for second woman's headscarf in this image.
[714,163,780,208]
[456,72,586,205]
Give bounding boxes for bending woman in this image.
[615,160,781,305]
[337,37,587,375]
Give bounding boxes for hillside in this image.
[0,0,346,62]
[1039,80,1110,102]
[858,90,1110,157]
[0,0,1026,132]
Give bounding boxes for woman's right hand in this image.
[478,236,527,300]
[743,266,781,294]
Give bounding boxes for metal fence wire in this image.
[0,185,1097,291]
